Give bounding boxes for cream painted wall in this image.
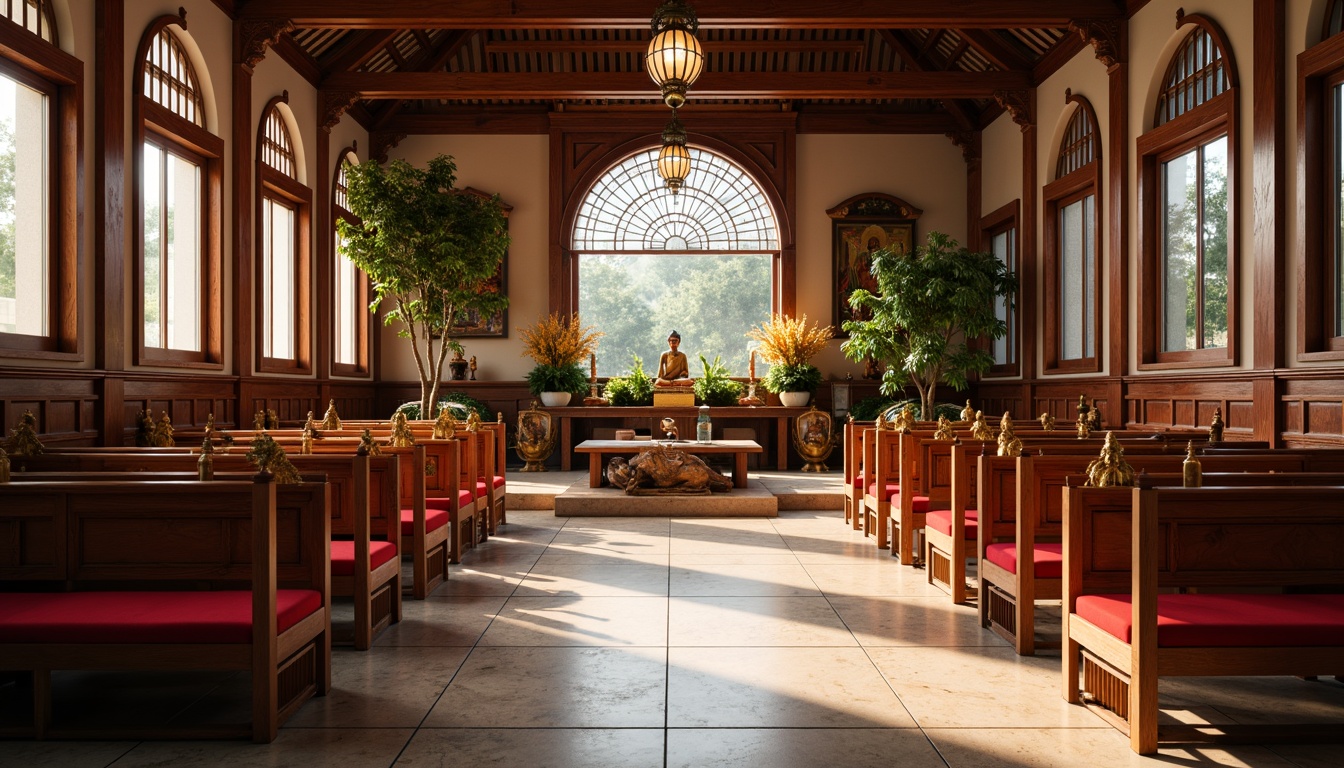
[796,133,968,379]
[981,113,1023,215]
[380,134,550,383]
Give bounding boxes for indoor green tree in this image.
[841,231,1017,419]
[337,155,510,416]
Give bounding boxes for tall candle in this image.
[749,350,756,380]
[590,353,597,381]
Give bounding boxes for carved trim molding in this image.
[945,130,980,165]
[993,90,1032,131]
[1069,18,1123,70]
[370,131,407,163]
[237,17,294,71]
[320,90,361,133]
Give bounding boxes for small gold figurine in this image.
[320,399,342,431]
[1077,394,1090,420]
[432,407,457,439]
[389,412,416,447]
[960,399,975,423]
[253,410,267,432]
[151,412,175,448]
[1083,431,1136,488]
[302,411,321,439]
[874,413,889,432]
[1089,399,1103,429]
[300,412,319,455]
[358,428,383,456]
[266,409,279,430]
[469,355,478,381]
[892,404,916,434]
[1182,440,1202,488]
[246,432,302,484]
[933,415,956,441]
[0,447,10,484]
[970,410,995,441]
[198,437,215,481]
[5,410,44,457]
[466,412,483,432]
[496,412,504,424]
[135,410,155,447]
[1038,411,1056,431]
[1209,407,1224,443]
[997,412,1023,457]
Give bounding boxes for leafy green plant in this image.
[761,363,823,395]
[881,399,962,422]
[338,155,510,417]
[395,391,493,422]
[603,355,655,406]
[848,396,897,422]
[525,364,589,396]
[694,354,744,407]
[842,231,1017,419]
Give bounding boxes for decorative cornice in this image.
[370,131,407,164]
[237,17,294,71]
[992,90,1032,131]
[1068,18,1123,70]
[320,90,361,133]
[945,130,980,164]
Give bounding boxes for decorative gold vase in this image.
[792,405,837,473]
[516,401,558,472]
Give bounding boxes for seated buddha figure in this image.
[655,330,695,388]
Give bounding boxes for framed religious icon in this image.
[827,192,923,336]
[449,188,512,337]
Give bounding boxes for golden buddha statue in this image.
[655,330,694,388]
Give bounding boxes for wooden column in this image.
[1105,25,1129,427]
[1252,0,1286,445]
[95,0,125,444]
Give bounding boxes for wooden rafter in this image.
[879,30,976,130]
[318,30,399,77]
[370,30,475,130]
[959,29,1033,71]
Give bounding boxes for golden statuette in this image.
[970,410,995,441]
[1083,431,1136,488]
[1089,399,1102,429]
[1182,440,1202,487]
[516,401,557,472]
[389,412,416,447]
[793,405,838,472]
[135,410,155,447]
[1209,407,1224,443]
[0,447,10,484]
[1076,405,1092,439]
[892,404,916,434]
[246,433,302,485]
[432,407,457,439]
[466,412,483,432]
[1077,394,1090,420]
[496,412,504,424]
[960,399,975,423]
[933,415,956,441]
[320,400,342,431]
[151,413,175,448]
[253,410,267,432]
[997,412,1023,457]
[302,411,321,439]
[873,413,889,432]
[358,428,383,456]
[1038,412,1056,431]
[5,410,44,457]
[198,437,215,481]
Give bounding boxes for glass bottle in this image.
[1182,441,1202,487]
[696,405,712,443]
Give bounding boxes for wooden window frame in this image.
[0,21,81,361]
[331,149,370,378]
[979,199,1019,378]
[255,100,311,375]
[132,17,223,369]
[1298,30,1344,361]
[1043,170,1102,374]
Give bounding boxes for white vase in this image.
[779,391,811,407]
[539,391,571,407]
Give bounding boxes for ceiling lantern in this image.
[657,112,691,194]
[646,0,704,109]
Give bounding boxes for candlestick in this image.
[590,352,597,382]
[749,350,756,380]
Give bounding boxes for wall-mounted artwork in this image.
[449,188,512,337]
[828,193,923,336]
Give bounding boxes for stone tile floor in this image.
[3,488,1342,767]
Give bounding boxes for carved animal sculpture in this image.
[606,444,732,494]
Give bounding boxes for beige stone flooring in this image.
[4,494,1343,767]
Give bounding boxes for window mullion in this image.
[158,152,169,349]
[1195,144,1206,351]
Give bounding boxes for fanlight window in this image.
[1155,27,1228,125]
[143,27,203,127]
[573,147,779,378]
[261,108,296,178]
[1,0,56,43]
[1056,104,1097,179]
[1328,0,1344,38]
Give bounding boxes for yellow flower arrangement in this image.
[519,313,604,368]
[745,314,834,367]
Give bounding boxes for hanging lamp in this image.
[657,111,691,194]
[646,0,704,109]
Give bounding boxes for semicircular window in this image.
[572,148,779,378]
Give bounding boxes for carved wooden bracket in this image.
[370,131,407,164]
[320,90,361,133]
[945,130,980,165]
[993,90,1032,131]
[1068,18,1123,70]
[237,17,294,71]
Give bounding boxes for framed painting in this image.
[827,193,923,336]
[449,188,512,337]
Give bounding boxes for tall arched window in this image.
[134,17,222,366]
[0,0,80,358]
[1299,1,1344,359]
[256,99,311,373]
[1138,16,1237,367]
[573,147,779,377]
[1044,94,1102,373]
[332,149,369,376]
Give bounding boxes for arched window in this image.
[1299,2,1344,359]
[1326,0,1344,40]
[572,147,779,377]
[0,0,79,357]
[1044,94,1102,373]
[134,18,222,366]
[981,201,1019,376]
[1138,16,1237,367]
[256,100,311,373]
[332,149,369,376]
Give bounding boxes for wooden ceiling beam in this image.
[959,29,1033,72]
[318,30,399,77]
[371,30,476,130]
[241,0,1124,29]
[483,40,868,55]
[878,30,977,131]
[323,70,1031,100]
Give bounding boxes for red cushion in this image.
[852,471,865,489]
[400,507,449,536]
[1075,594,1344,648]
[0,590,322,644]
[330,540,398,577]
[984,542,1063,578]
[492,475,506,490]
[866,482,899,500]
[425,489,475,511]
[893,494,931,513]
[925,508,977,539]
[476,480,489,498]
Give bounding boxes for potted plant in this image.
[693,354,744,407]
[746,314,834,406]
[841,231,1017,419]
[337,154,510,418]
[519,313,603,406]
[603,354,656,406]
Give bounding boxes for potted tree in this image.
[337,155,510,418]
[519,313,603,406]
[746,314,834,406]
[841,231,1017,419]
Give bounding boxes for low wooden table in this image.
[574,439,763,489]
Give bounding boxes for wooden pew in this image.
[0,475,330,742]
[1062,484,1344,754]
[842,419,873,531]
